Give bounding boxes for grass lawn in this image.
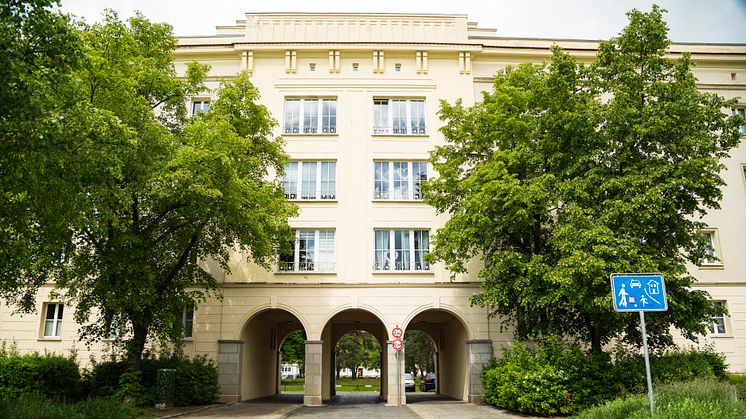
[0,393,150,419]
[281,377,383,392]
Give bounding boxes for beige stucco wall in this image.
[1,14,745,404]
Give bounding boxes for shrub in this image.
[573,379,746,419]
[481,338,618,416]
[0,353,80,400]
[88,353,218,406]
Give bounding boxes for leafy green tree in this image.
[281,330,306,377]
[425,6,744,352]
[43,12,297,369]
[404,330,435,376]
[335,331,381,379]
[0,0,86,310]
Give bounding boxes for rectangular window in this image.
[284,161,336,200]
[700,230,721,266]
[182,307,194,339]
[373,161,427,200]
[709,301,727,336]
[372,99,426,135]
[284,98,337,134]
[191,100,210,115]
[374,229,430,271]
[43,303,63,337]
[279,229,335,272]
[733,108,746,134]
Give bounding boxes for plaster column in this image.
[217,340,243,403]
[467,339,493,403]
[385,341,405,406]
[304,340,323,406]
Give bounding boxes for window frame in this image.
[732,107,746,134]
[373,229,430,272]
[191,99,210,116]
[372,98,427,136]
[278,229,336,273]
[284,161,337,200]
[709,301,728,337]
[182,307,194,339]
[284,98,338,135]
[373,161,427,201]
[699,229,723,267]
[107,313,127,341]
[42,303,64,338]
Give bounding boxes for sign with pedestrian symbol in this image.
[611,273,667,312]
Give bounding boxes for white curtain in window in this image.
[375,231,390,270]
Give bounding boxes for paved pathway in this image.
[178,392,537,419]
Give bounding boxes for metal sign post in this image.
[611,273,668,418]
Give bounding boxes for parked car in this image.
[404,373,415,392]
[420,372,436,391]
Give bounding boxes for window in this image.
[374,161,427,200]
[191,100,210,115]
[373,99,426,135]
[709,301,727,336]
[284,161,336,200]
[108,313,126,340]
[279,229,335,272]
[284,98,337,134]
[374,229,430,271]
[699,231,721,266]
[733,108,746,134]
[43,303,63,338]
[182,307,194,339]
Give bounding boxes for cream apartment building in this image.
[1,12,745,407]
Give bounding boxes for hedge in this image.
[0,353,80,400]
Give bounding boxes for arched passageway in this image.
[404,309,471,402]
[320,309,388,404]
[239,309,306,401]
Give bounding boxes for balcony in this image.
[373,190,422,200]
[284,126,337,134]
[284,191,337,200]
[373,125,426,136]
[277,261,336,273]
[373,262,430,272]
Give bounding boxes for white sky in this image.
[58,0,746,43]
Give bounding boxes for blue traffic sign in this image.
[611,274,668,312]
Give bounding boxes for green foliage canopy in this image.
[335,331,381,379]
[424,6,744,352]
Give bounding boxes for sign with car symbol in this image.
[610,273,668,312]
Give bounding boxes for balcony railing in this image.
[284,191,337,200]
[373,262,430,271]
[373,125,426,135]
[277,261,336,273]
[284,126,337,134]
[373,190,422,200]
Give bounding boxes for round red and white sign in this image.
[392,338,403,351]
[392,327,403,338]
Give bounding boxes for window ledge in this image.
[283,133,339,137]
[372,199,425,203]
[274,271,338,275]
[372,270,434,275]
[709,334,733,339]
[290,199,338,203]
[38,337,62,341]
[699,264,724,270]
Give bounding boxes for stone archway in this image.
[318,308,388,404]
[404,308,490,402]
[227,308,307,402]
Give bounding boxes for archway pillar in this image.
[467,339,493,403]
[217,340,244,403]
[385,341,405,406]
[304,340,323,406]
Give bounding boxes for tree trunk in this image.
[590,326,602,353]
[127,321,149,371]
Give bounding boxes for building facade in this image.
[1,12,745,407]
